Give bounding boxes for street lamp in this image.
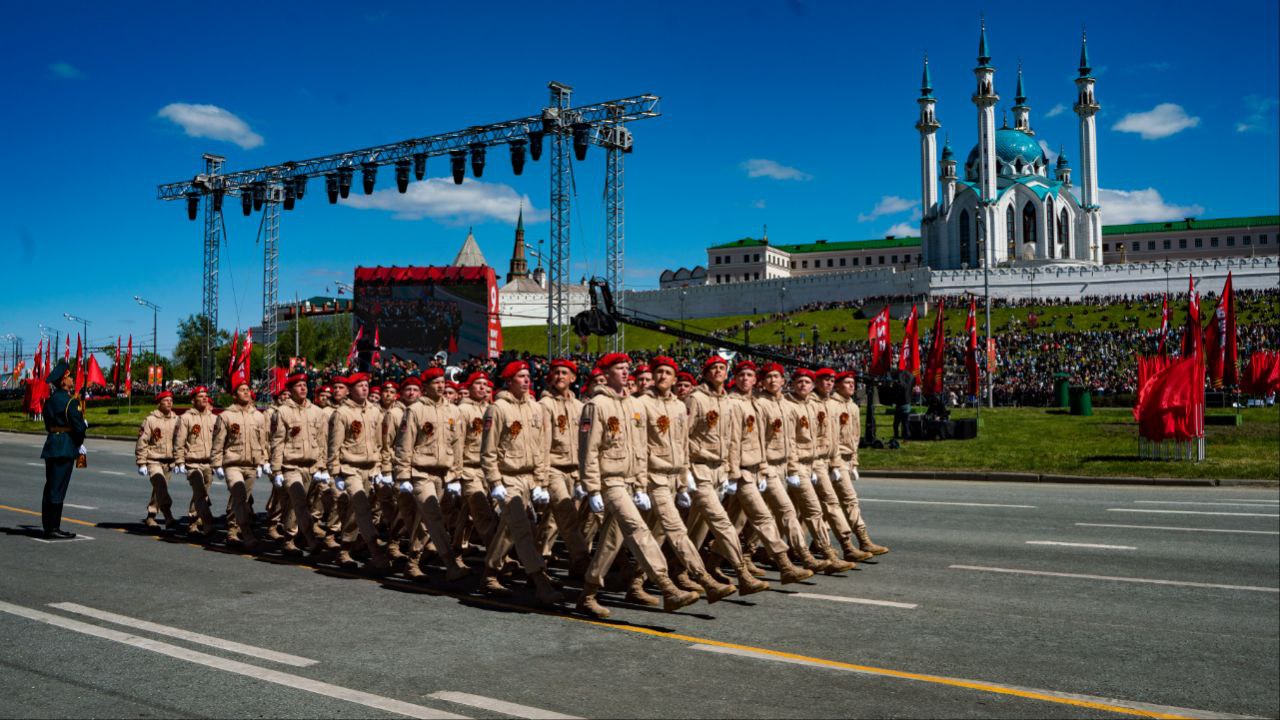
[134,296,161,380]
[63,313,91,347]
[779,284,788,344]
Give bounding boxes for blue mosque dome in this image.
[964,128,1048,180]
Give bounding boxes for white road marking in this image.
[1076,523,1280,535]
[1025,541,1136,550]
[860,499,1036,509]
[949,565,1279,593]
[1133,500,1280,508]
[30,534,93,544]
[1221,499,1280,503]
[688,644,1256,720]
[26,462,43,467]
[50,602,318,668]
[0,601,468,719]
[100,470,126,476]
[428,692,579,719]
[1107,508,1278,518]
[788,592,918,609]
[63,503,97,510]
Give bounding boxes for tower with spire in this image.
[916,55,942,232]
[971,18,1000,266]
[507,205,529,283]
[1073,30,1102,262]
[1012,60,1032,135]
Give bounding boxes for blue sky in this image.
[3,0,1277,360]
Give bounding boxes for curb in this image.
[0,428,132,443]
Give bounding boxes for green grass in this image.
[858,406,1279,480]
[0,406,155,440]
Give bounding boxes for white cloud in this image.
[1236,95,1279,133]
[750,199,767,209]
[341,177,545,225]
[1112,103,1200,140]
[1045,103,1067,118]
[49,62,83,79]
[157,103,264,149]
[1098,187,1204,225]
[741,158,812,181]
[858,195,918,222]
[1037,140,1059,164]
[883,221,918,237]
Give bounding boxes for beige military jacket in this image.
[270,397,326,472]
[783,392,819,474]
[539,390,583,471]
[578,385,646,493]
[174,407,216,465]
[211,403,268,468]
[480,389,548,487]
[810,393,839,465]
[457,396,488,468]
[728,391,765,471]
[638,391,689,480]
[327,398,385,477]
[684,383,738,471]
[754,391,793,469]
[829,393,861,471]
[135,409,179,465]
[380,401,407,472]
[394,395,463,479]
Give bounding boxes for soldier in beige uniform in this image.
[383,376,419,554]
[308,383,338,538]
[536,359,591,574]
[830,371,889,556]
[371,380,402,536]
[639,356,736,603]
[262,389,292,541]
[327,373,391,572]
[453,371,498,550]
[268,373,330,554]
[135,391,181,530]
[211,378,269,550]
[811,368,863,563]
[173,386,217,537]
[575,353,699,619]
[393,367,470,582]
[479,361,562,605]
[783,369,856,574]
[684,356,769,593]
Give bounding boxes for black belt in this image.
[49,426,72,433]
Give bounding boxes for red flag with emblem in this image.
[372,326,381,366]
[898,304,920,381]
[1180,276,1201,359]
[1157,294,1170,356]
[923,300,946,394]
[1203,272,1237,388]
[74,334,85,394]
[86,354,107,388]
[124,335,133,397]
[965,299,980,397]
[867,306,892,376]
[33,340,43,380]
[346,325,363,367]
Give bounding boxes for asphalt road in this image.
[0,431,1276,719]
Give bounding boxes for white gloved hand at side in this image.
[632,491,652,512]
[137,466,148,477]
[786,474,801,488]
[572,483,587,501]
[810,472,818,486]
[832,468,842,482]
[83,420,89,429]
[675,491,691,509]
[532,486,550,505]
[335,478,347,492]
[272,474,284,488]
[175,464,187,474]
[588,492,605,514]
[311,471,329,485]
[490,484,508,503]
[757,476,768,492]
[853,469,860,483]
[78,444,87,455]
[725,480,739,496]
[686,472,697,492]
[398,480,413,494]
[446,481,462,497]
[214,467,226,479]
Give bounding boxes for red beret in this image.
[344,372,371,386]
[835,371,857,381]
[549,359,579,375]
[702,355,729,372]
[155,391,173,401]
[650,356,678,372]
[596,352,631,369]
[190,386,209,397]
[792,368,815,381]
[400,375,422,388]
[421,367,445,381]
[500,361,529,380]
[733,360,757,375]
[589,367,604,378]
[465,371,491,386]
[633,364,651,375]
[381,379,399,390]
[676,371,696,384]
[760,362,785,377]
[814,368,836,378]
[330,374,347,386]
[447,381,463,391]
[318,385,332,394]
[285,373,308,386]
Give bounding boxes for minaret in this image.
[1073,31,1102,263]
[1055,146,1072,186]
[972,18,1000,266]
[1012,60,1032,135]
[940,134,957,214]
[506,204,529,283]
[915,54,941,222]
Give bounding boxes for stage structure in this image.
[157,83,660,382]
[353,266,501,364]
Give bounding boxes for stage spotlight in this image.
[509,140,527,176]
[293,175,307,200]
[361,162,378,195]
[572,123,591,161]
[242,190,253,216]
[325,173,339,204]
[450,150,467,185]
[413,153,427,180]
[338,167,353,199]
[186,191,200,221]
[252,182,266,211]
[528,130,543,161]
[395,160,411,193]
[283,183,296,210]
[212,188,224,213]
[469,143,487,178]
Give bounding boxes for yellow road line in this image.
[0,503,1196,719]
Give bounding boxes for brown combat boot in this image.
[444,556,471,583]
[530,571,564,606]
[143,515,161,530]
[655,577,700,612]
[818,544,856,574]
[796,548,831,573]
[701,550,736,586]
[575,583,611,619]
[856,527,890,555]
[482,568,513,597]
[772,551,814,584]
[735,563,771,596]
[693,570,737,604]
[266,525,285,541]
[335,550,359,569]
[672,570,704,595]
[386,541,407,562]
[404,561,428,581]
[840,535,872,562]
[742,556,767,578]
[624,575,661,607]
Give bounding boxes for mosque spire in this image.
[1078,29,1092,77]
[1012,58,1033,134]
[921,53,933,97]
[1015,59,1026,105]
[977,15,991,66]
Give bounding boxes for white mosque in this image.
[918,24,1102,269]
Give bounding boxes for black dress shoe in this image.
[47,529,77,539]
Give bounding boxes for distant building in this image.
[1101,216,1278,264]
[658,266,707,289]
[700,234,923,285]
[496,207,589,327]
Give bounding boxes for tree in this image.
[173,314,229,380]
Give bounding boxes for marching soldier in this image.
[135,391,181,530]
[211,376,269,551]
[382,376,418,555]
[173,386,217,538]
[263,388,292,541]
[536,359,591,575]
[268,373,329,555]
[38,360,86,539]
[575,353,699,619]
[371,379,401,536]
[454,371,498,550]
[830,370,889,556]
[327,372,391,572]
[479,361,562,605]
[810,368,864,563]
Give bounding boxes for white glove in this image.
[490,484,508,503]
[137,465,149,477]
[572,483,587,501]
[446,481,462,497]
[256,465,267,478]
[810,472,818,486]
[311,471,329,485]
[78,444,87,455]
[853,469,860,483]
[175,464,187,474]
[725,480,739,496]
[373,473,387,487]
[686,472,697,492]
[675,491,691,509]
[532,487,550,505]
[83,420,89,429]
[757,476,768,493]
[588,492,605,514]
[632,491,652,512]
[398,480,413,494]
[832,468,841,482]
[786,474,801,488]
[272,474,284,488]
[335,478,347,492]
[215,467,226,479]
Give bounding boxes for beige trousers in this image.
[281,468,317,547]
[407,470,456,564]
[686,462,745,566]
[223,466,257,542]
[144,462,174,519]
[812,458,852,540]
[484,474,545,574]
[537,467,589,560]
[585,477,669,588]
[786,460,835,551]
[337,466,382,558]
[831,463,867,533]
[185,464,215,533]
[645,472,707,575]
[733,466,790,555]
[762,462,809,551]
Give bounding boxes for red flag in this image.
[125,335,133,397]
[270,367,288,397]
[1203,273,1237,388]
[964,299,980,397]
[228,330,240,380]
[113,336,121,391]
[1134,356,1204,442]
[346,326,363,367]
[867,307,892,376]
[1242,352,1280,396]
[1180,276,1201,359]
[33,340,43,380]
[922,300,946,395]
[45,340,51,378]
[148,365,156,385]
[86,354,107,388]
[1157,294,1170,356]
[156,365,163,386]
[74,334,85,394]
[64,334,70,361]
[897,304,920,381]
[240,329,253,380]
[372,326,381,366]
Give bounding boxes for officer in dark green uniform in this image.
[40,360,87,539]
